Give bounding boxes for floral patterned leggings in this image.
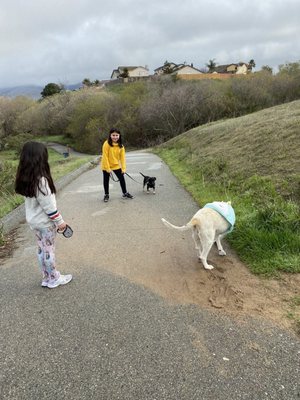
[34,226,59,281]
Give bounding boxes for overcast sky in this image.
[1,0,299,87]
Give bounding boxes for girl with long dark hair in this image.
[15,141,72,289]
[101,128,134,202]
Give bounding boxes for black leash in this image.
[125,172,143,184]
[109,172,142,185]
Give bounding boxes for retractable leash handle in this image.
[57,224,73,238]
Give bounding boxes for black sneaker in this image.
[104,194,109,202]
[122,192,134,199]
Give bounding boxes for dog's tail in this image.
[139,172,146,178]
[161,217,198,231]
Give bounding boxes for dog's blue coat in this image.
[204,202,235,232]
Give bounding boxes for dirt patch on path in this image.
[108,238,300,336]
[163,249,300,335]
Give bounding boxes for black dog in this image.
[140,172,156,194]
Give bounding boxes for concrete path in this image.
[47,142,88,157]
[0,151,299,400]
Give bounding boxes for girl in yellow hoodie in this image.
[101,128,134,202]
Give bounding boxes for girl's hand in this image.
[57,222,67,232]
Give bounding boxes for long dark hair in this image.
[15,141,56,197]
[107,128,123,148]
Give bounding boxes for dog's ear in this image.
[153,177,156,181]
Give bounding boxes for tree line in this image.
[0,61,300,154]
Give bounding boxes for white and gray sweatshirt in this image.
[25,177,64,230]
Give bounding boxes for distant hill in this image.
[0,83,83,99]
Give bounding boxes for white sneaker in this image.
[41,280,49,287]
[47,274,73,289]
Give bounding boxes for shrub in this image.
[3,133,34,155]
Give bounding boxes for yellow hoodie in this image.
[101,140,126,172]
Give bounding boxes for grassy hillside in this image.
[160,100,300,201]
[154,100,300,275]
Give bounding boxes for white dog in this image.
[161,201,235,270]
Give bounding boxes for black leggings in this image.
[103,169,127,195]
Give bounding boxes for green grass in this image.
[0,192,23,217]
[35,135,74,146]
[0,150,17,161]
[46,149,94,180]
[153,100,300,276]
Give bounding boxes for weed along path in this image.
[1,151,300,399]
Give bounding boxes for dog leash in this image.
[125,172,143,184]
[109,172,142,185]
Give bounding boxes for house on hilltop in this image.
[213,62,250,74]
[154,62,179,75]
[171,64,203,76]
[110,66,149,79]
[154,62,202,76]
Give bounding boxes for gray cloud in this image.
[0,0,299,86]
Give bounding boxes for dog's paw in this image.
[218,250,226,256]
[198,257,214,270]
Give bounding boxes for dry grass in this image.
[163,100,300,201]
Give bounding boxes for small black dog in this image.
[140,172,156,194]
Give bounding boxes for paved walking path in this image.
[47,142,88,157]
[0,151,299,400]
